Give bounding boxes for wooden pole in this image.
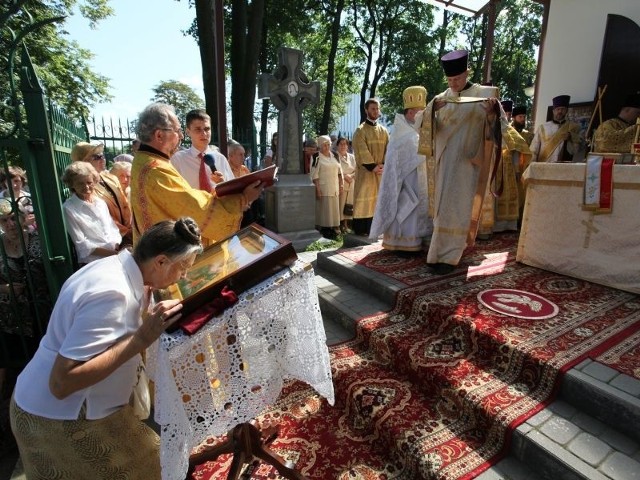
[586,84,607,149]
[482,0,498,84]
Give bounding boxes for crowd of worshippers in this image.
[2,102,264,473]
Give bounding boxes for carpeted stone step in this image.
[317,249,402,306]
[312,241,640,480]
[561,360,640,444]
[510,396,640,480]
[315,269,390,339]
[327,339,511,479]
[314,267,546,478]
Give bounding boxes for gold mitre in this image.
[403,85,427,109]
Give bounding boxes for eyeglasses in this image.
[160,127,183,136]
[90,153,105,160]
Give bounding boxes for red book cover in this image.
[215,165,278,197]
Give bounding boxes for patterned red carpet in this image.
[191,233,640,479]
[595,329,640,380]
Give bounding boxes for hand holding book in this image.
[215,165,278,197]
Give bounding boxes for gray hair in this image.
[61,162,100,192]
[227,139,245,155]
[110,161,132,176]
[136,103,176,143]
[316,135,331,147]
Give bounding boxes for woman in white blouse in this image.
[61,162,121,266]
[310,135,343,239]
[10,217,202,479]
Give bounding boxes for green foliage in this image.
[282,5,361,136]
[490,0,543,107]
[304,235,343,252]
[454,0,542,108]
[181,0,543,139]
[376,2,443,118]
[150,80,205,124]
[0,1,114,120]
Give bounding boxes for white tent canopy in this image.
[420,0,492,17]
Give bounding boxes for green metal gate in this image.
[1,15,84,367]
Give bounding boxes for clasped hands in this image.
[138,291,183,347]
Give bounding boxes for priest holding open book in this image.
[130,103,263,246]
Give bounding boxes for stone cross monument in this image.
[258,47,321,248]
[259,47,320,174]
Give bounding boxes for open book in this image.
[215,165,278,197]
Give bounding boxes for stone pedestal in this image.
[264,174,321,251]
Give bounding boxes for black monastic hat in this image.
[441,50,469,77]
[623,93,640,109]
[552,95,571,108]
[512,105,527,116]
[501,100,513,113]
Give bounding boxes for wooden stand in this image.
[186,422,308,480]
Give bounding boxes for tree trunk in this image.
[230,0,265,147]
[194,0,218,137]
[320,0,345,134]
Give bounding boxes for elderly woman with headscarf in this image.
[310,135,343,239]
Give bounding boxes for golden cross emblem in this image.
[581,214,600,249]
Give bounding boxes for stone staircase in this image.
[307,236,640,480]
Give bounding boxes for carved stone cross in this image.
[258,47,320,174]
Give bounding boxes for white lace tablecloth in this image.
[147,259,335,480]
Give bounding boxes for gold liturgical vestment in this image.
[95,171,132,238]
[131,148,243,245]
[592,117,637,154]
[418,83,500,266]
[352,121,389,219]
[479,125,532,234]
[530,121,581,163]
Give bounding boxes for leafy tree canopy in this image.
[150,80,204,124]
[1,0,114,120]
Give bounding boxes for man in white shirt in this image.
[170,109,235,191]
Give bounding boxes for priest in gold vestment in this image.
[592,93,640,154]
[351,98,389,236]
[511,105,534,145]
[530,95,582,163]
[479,124,532,236]
[418,50,504,275]
[130,103,263,246]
